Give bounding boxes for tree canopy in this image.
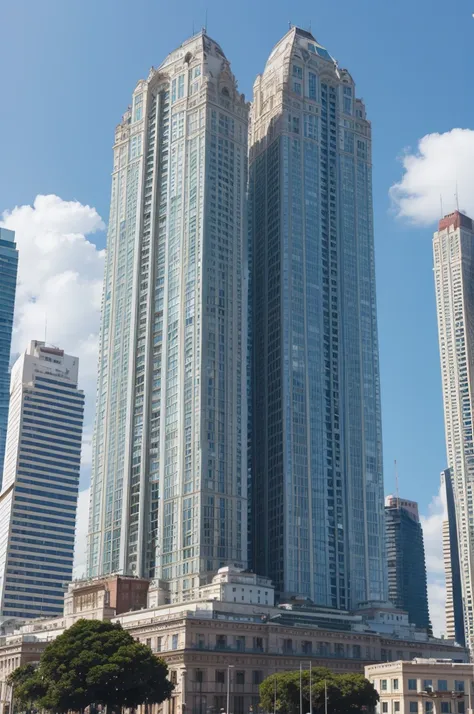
[259,668,378,714]
[8,619,174,713]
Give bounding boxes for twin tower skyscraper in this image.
[86,27,386,610]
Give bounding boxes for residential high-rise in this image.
[0,340,84,619]
[249,27,386,608]
[441,468,465,645]
[434,211,474,649]
[384,495,431,632]
[0,228,18,479]
[87,32,249,601]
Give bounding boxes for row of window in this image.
[380,679,465,692]
[381,702,464,714]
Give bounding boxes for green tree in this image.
[7,663,44,710]
[259,669,378,714]
[9,619,173,713]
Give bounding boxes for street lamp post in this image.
[227,665,234,714]
[299,664,303,714]
[181,669,187,714]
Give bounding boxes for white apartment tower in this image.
[434,212,474,649]
[0,341,84,619]
[87,32,249,601]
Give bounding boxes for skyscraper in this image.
[385,495,431,632]
[434,211,474,650]
[441,469,465,645]
[0,228,18,479]
[249,27,386,609]
[0,340,84,619]
[87,32,249,602]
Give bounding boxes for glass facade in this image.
[0,341,84,619]
[385,499,431,632]
[87,32,249,603]
[0,228,18,480]
[249,28,386,608]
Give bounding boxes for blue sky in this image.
[2,0,474,626]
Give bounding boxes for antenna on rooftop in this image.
[289,20,292,29]
[394,459,400,507]
[440,194,444,219]
[455,181,460,212]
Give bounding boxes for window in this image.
[394,703,400,712]
[382,704,388,713]
[293,65,303,78]
[426,703,433,714]
[216,635,227,649]
[146,638,152,648]
[234,696,244,714]
[424,680,433,691]
[172,634,178,650]
[302,641,312,655]
[283,638,293,653]
[441,704,451,714]
[195,670,204,684]
[178,74,185,98]
[193,66,201,78]
[236,671,245,686]
[458,703,465,714]
[381,680,388,691]
[438,681,448,692]
[253,671,263,685]
[236,636,245,651]
[455,682,465,692]
[197,634,205,649]
[254,637,264,652]
[170,671,177,685]
[216,670,225,684]
[408,680,417,691]
[410,704,418,714]
[393,679,399,691]
[292,116,300,134]
[156,636,162,652]
[133,93,143,122]
[308,72,317,100]
[293,81,302,95]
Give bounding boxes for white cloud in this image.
[390,129,474,224]
[420,489,447,637]
[73,487,91,579]
[1,194,105,573]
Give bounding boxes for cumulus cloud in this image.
[1,195,105,572]
[390,129,474,224]
[420,489,447,637]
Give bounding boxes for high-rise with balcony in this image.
[0,340,84,619]
[385,496,431,632]
[0,228,18,480]
[434,211,474,649]
[87,32,249,602]
[249,27,386,609]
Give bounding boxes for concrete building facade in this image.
[433,211,474,649]
[0,570,467,714]
[0,341,84,619]
[366,660,473,714]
